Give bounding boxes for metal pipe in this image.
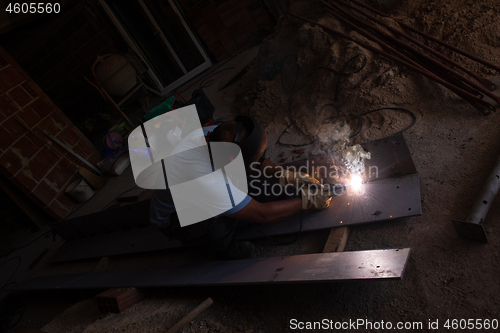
[345,0,500,75]
[331,0,496,91]
[302,9,494,114]
[453,153,500,242]
[325,2,500,105]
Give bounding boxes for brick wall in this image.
[185,0,275,62]
[1,2,126,126]
[0,46,100,220]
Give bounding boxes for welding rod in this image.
[344,0,500,75]
[329,0,496,91]
[291,11,494,114]
[324,2,500,105]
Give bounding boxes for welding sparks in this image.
[350,175,363,190]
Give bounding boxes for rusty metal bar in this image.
[330,0,496,91]
[345,0,500,75]
[293,11,493,114]
[324,2,500,105]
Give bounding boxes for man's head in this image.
[210,116,268,167]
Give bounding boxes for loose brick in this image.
[8,86,33,108]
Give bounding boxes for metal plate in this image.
[10,248,410,290]
[283,133,417,184]
[50,225,185,263]
[51,199,151,240]
[236,173,421,239]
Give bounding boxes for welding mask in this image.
[233,116,268,168]
[212,116,268,169]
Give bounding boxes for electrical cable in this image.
[273,53,368,147]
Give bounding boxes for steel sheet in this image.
[11,248,410,290]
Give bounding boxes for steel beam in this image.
[453,153,500,242]
[11,248,411,290]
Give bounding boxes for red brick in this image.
[12,135,39,158]
[18,106,43,128]
[249,6,266,18]
[219,8,235,22]
[0,148,22,174]
[0,94,18,116]
[235,34,251,48]
[254,14,273,28]
[47,199,71,219]
[3,116,26,137]
[36,146,61,169]
[24,80,43,97]
[0,77,9,94]
[73,143,90,159]
[32,180,58,206]
[8,86,33,108]
[215,50,230,62]
[57,157,77,177]
[57,126,80,148]
[29,157,50,181]
[30,97,53,118]
[71,126,83,139]
[14,169,38,192]
[56,189,76,207]
[224,40,241,55]
[45,166,68,189]
[87,151,100,165]
[216,3,232,15]
[220,34,234,45]
[228,14,252,30]
[38,114,65,136]
[0,65,23,87]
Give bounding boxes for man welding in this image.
[150,116,332,259]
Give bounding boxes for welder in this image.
[150,116,332,259]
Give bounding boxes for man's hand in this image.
[300,186,332,210]
[279,169,320,189]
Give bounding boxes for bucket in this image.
[66,178,95,203]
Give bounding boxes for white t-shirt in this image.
[150,125,251,228]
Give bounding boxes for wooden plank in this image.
[323,227,350,253]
